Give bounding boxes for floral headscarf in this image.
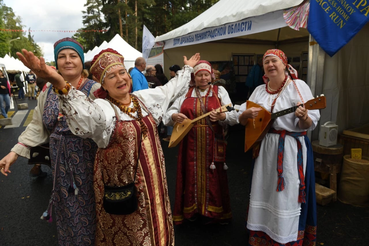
[262,49,298,82]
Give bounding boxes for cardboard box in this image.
[315,183,335,206]
[351,148,362,160]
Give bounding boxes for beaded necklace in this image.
[266,75,288,94]
[107,95,148,137]
[76,77,84,90]
[266,75,290,108]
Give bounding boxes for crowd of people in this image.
[0,36,320,246]
[0,67,51,121]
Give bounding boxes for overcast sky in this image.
[4,0,87,62]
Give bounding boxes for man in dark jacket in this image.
[14,72,25,100]
[25,70,36,99]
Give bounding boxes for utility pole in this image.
[8,37,21,57]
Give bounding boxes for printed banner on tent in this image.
[308,0,369,57]
[162,10,287,50]
[147,42,165,67]
[142,25,156,60]
[0,29,107,33]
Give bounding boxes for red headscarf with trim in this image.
[262,49,298,83]
[190,60,215,87]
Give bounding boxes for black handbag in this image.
[28,143,51,167]
[103,182,138,215]
[103,132,142,215]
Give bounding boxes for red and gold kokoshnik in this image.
[90,51,125,84]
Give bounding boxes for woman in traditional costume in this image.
[163,60,239,225]
[0,38,100,245]
[238,49,319,245]
[15,47,200,245]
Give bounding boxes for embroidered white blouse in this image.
[57,65,194,148]
[11,82,101,159]
[238,79,321,243]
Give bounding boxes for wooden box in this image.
[315,183,335,206]
[339,124,369,157]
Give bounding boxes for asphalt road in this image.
[0,97,368,246]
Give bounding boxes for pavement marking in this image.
[0,111,15,119]
[0,111,16,129]
[23,109,34,127]
[4,110,29,129]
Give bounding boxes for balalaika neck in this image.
[271,105,299,120]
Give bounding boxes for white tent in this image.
[85,34,142,70]
[156,0,305,48]
[155,0,309,85]
[85,46,99,58]
[85,41,108,62]
[155,0,369,134]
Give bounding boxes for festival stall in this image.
[0,55,29,73]
[155,0,309,101]
[155,0,369,133]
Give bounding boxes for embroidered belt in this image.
[270,129,307,203]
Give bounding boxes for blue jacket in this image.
[130,67,149,92]
[245,64,264,91]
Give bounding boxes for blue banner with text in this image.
[308,0,369,56]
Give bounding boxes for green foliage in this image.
[0,1,43,58]
[77,0,219,53]
[72,0,107,51]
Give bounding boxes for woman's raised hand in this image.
[183,53,200,68]
[16,49,65,88]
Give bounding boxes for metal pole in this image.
[8,37,21,57]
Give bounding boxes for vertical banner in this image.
[308,0,369,56]
[147,42,165,67]
[142,25,155,60]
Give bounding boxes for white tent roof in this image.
[85,46,99,61]
[85,42,108,62]
[0,54,29,72]
[156,0,304,48]
[84,34,142,63]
